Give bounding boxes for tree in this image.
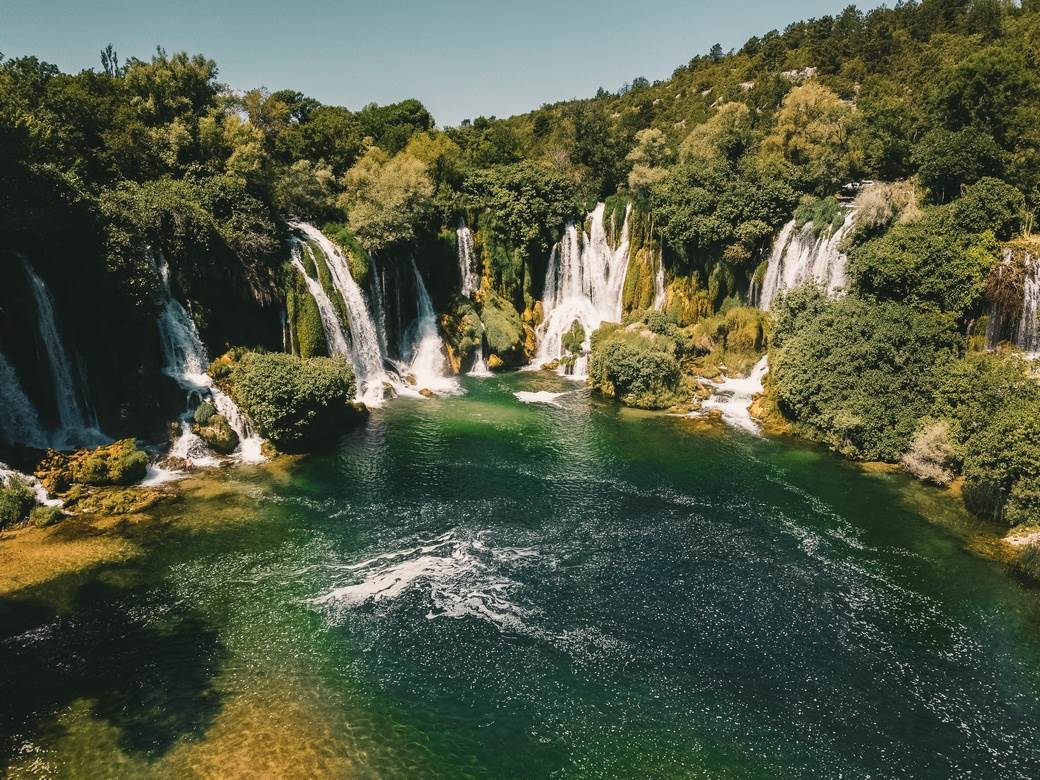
[911,127,1003,203]
[337,147,434,252]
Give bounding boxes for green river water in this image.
[3,372,1040,778]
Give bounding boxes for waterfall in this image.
[291,222,388,406]
[532,202,632,378]
[468,343,492,377]
[457,221,480,298]
[699,356,769,435]
[0,352,49,449]
[758,210,856,311]
[653,245,666,310]
[986,248,1040,357]
[21,258,105,448]
[154,252,265,464]
[404,260,460,394]
[289,247,351,357]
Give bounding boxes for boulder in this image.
[193,414,239,455]
[36,439,149,493]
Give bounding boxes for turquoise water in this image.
[3,372,1040,778]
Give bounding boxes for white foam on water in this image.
[514,391,568,407]
[697,356,769,435]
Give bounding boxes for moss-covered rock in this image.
[61,484,170,516]
[193,414,239,454]
[481,290,525,365]
[35,439,150,494]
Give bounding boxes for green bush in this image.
[951,178,1025,240]
[962,398,1040,526]
[30,505,64,528]
[588,323,682,409]
[67,439,150,487]
[771,293,959,461]
[0,476,36,528]
[480,290,524,362]
[229,352,360,451]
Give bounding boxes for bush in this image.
[902,420,957,485]
[588,323,682,409]
[71,439,150,487]
[480,290,524,363]
[771,294,959,461]
[950,177,1025,241]
[30,505,64,528]
[852,180,920,233]
[0,476,36,528]
[962,398,1040,526]
[228,352,360,451]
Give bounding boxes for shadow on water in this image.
[0,561,226,767]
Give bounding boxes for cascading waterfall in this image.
[291,222,388,405]
[21,258,106,448]
[457,221,480,298]
[699,356,769,435]
[532,202,632,378]
[757,209,856,311]
[653,245,666,310]
[289,247,351,357]
[404,260,460,394]
[0,352,49,449]
[986,248,1040,357]
[468,343,492,377]
[154,252,264,465]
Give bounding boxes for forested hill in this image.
[2,0,1040,535]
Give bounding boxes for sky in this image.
[0,0,888,126]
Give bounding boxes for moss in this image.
[36,439,150,493]
[193,401,216,425]
[193,414,239,454]
[480,290,525,364]
[61,484,169,516]
[285,273,328,359]
[665,275,713,327]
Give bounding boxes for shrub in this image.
[228,352,360,451]
[0,476,36,528]
[951,178,1025,240]
[588,323,682,409]
[771,295,959,461]
[902,420,957,485]
[852,180,920,233]
[962,398,1040,526]
[30,505,64,527]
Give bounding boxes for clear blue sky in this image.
[0,0,887,126]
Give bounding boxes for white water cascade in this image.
[986,248,1040,357]
[457,221,480,298]
[653,245,666,310]
[757,210,856,311]
[289,246,351,357]
[468,343,492,377]
[21,258,106,448]
[291,223,388,406]
[698,356,769,435]
[0,352,49,449]
[154,252,264,465]
[532,203,632,378]
[404,260,460,394]
[0,462,62,507]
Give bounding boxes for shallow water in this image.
[3,372,1040,778]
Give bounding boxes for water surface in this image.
[3,373,1040,778]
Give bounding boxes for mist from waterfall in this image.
[532,202,632,378]
[758,210,856,311]
[0,352,49,449]
[986,247,1040,357]
[457,221,480,298]
[403,260,460,394]
[154,252,264,465]
[291,222,388,406]
[20,258,106,449]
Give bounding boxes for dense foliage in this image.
[223,352,360,451]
